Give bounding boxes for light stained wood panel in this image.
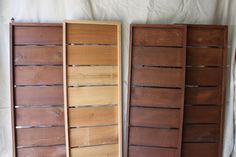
[64,20,122,157]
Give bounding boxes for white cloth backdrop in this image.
[0,0,236,156]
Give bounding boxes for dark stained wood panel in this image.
[16,127,65,147]
[14,26,62,45]
[129,127,179,148]
[14,46,63,65]
[133,26,185,46]
[15,86,63,106]
[129,146,177,157]
[131,87,182,108]
[15,66,63,85]
[17,146,66,157]
[133,47,184,67]
[182,143,218,157]
[132,67,184,88]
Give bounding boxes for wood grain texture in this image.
[68,86,118,106]
[70,144,118,157]
[15,86,63,106]
[16,107,64,126]
[183,124,219,142]
[133,47,184,67]
[182,143,218,157]
[17,146,66,157]
[184,106,220,124]
[129,127,179,147]
[15,66,63,85]
[66,23,117,45]
[69,106,118,127]
[186,48,222,66]
[14,46,63,65]
[130,107,180,128]
[131,87,182,108]
[67,66,118,86]
[14,26,62,45]
[132,67,183,88]
[133,27,185,46]
[16,127,65,146]
[67,45,117,65]
[129,146,177,157]
[70,125,118,147]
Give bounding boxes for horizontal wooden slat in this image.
[132,47,184,67]
[131,87,182,108]
[17,146,66,157]
[186,67,222,86]
[15,66,63,85]
[70,144,118,157]
[130,107,180,128]
[132,67,183,88]
[14,46,63,65]
[66,23,117,45]
[187,27,225,46]
[70,125,118,147]
[133,27,185,46]
[16,127,65,146]
[183,124,219,142]
[187,48,223,66]
[67,45,117,65]
[129,146,177,157]
[15,86,63,106]
[14,26,62,45]
[185,87,221,105]
[67,66,118,86]
[16,107,64,126]
[69,106,117,127]
[182,143,218,157]
[129,127,179,147]
[68,86,117,106]
[184,106,220,124]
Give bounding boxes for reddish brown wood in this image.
[182,143,218,157]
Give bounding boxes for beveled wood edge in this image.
[64,20,121,26]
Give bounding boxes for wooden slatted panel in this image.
[10,23,65,157]
[182,25,227,157]
[64,21,122,157]
[127,25,186,157]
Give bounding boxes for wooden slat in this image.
[132,67,183,88]
[14,26,62,45]
[182,143,218,157]
[133,27,185,46]
[67,66,118,86]
[68,86,118,106]
[16,127,65,146]
[185,87,221,105]
[15,66,63,85]
[70,125,118,147]
[69,106,118,127]
[70,144,118,157]
[187,48,222,66]
[129,127,179,147]
[186,67,222,86]
[129,146,177,157]
[15,86,63,106]
[16,107,64,126]
[17,146,66,157]
[187,27,225,46]
[132,47,184,67]
[66,23,117,44]
[130,107,180,128]
[183,124,219,142]
[184,106,220,124]
[131,87,182,108]
[14,46,63,65]
[67,45,117,65]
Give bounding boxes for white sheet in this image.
[0,0,236,156]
